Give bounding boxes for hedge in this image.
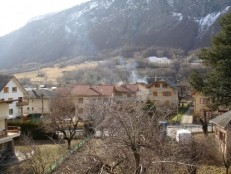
[7,120,57,140]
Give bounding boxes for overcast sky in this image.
[0,0,90,37]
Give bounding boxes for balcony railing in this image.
[16,101,29,106]
[0,130,7,138]
[7,126,21,134]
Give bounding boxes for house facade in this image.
[56,84,142,120]
[210,111,231,157]
[192,92,228,122]
[68,84,115,120]
[55,81,179,120]
[135,83,150,101]
[23,89,57,115]
[0,100,21,165]
[0,75,28,119]
[114,84,139,101]
[147,79,177,107]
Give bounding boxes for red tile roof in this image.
[70,84,115,97]
[114,84,139,93]
[56,84,140,97]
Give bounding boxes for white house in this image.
[0,75,28,119]
[0,99,21,165]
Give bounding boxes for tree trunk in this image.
[225,166,229,174]
[131,145,140,169]
[187,166,197,174]
[67,140,71,149]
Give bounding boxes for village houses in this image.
[54,79,177,121]
[0,75,29,119]
[147,79,178,107]
[192,92,228,122]
[23,89,57,116]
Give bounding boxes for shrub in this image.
[7,120,57,140]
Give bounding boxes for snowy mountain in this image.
[0,0,230,68]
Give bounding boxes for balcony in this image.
[7,126,21,134]
[16,101,29,106]
[0,130,7,138]
[0,127,21,143]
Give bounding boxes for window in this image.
[206,111,212,117]
[162,92,172,96]
[218,110,227,115]
[153,91,158,96]
[18,97,22,102]
[32,107,34,111]
[27,107,30,111]
[12,87,17,92]
[4,87,9,93]
[162,84,168,88]
[200,98,206,104]
[78,108,83,114]
[78,98,83,103]
[155,84,160,88]
[9,109,13,115]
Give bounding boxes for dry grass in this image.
[193,133,229,174]
[14,62,98,84]
[198,165,227,174]
[2,139,82,174]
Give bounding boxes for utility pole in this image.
[41,94,44,115]
[176,79,179,123]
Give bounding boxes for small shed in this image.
[176,129,192,143]
[210,111,231,156]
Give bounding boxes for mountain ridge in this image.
[0,0,230,68]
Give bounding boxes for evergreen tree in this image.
[189,71,205,92]
[190,13,231,108]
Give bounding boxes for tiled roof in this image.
[147,78,176,88]
[114,84,139,93]
[0,75,13,91]
[27,89,57,99]
[210,111,231,129]
[70,84,115,97]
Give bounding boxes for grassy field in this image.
[3,139,81,174]
[14,62,98,84]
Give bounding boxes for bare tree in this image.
[200,109,208,136]
[43,94,81,149]
[177,84,190,106]
[6,135,65,174]
[73,99,204,174]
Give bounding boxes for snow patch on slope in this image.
[167,0,174,7]
[65,25,71,34]
[172,12,183,21]
[99,0,115,9]
[196,6,230,35]
[69,1,100,20]
[147,56,172,64]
